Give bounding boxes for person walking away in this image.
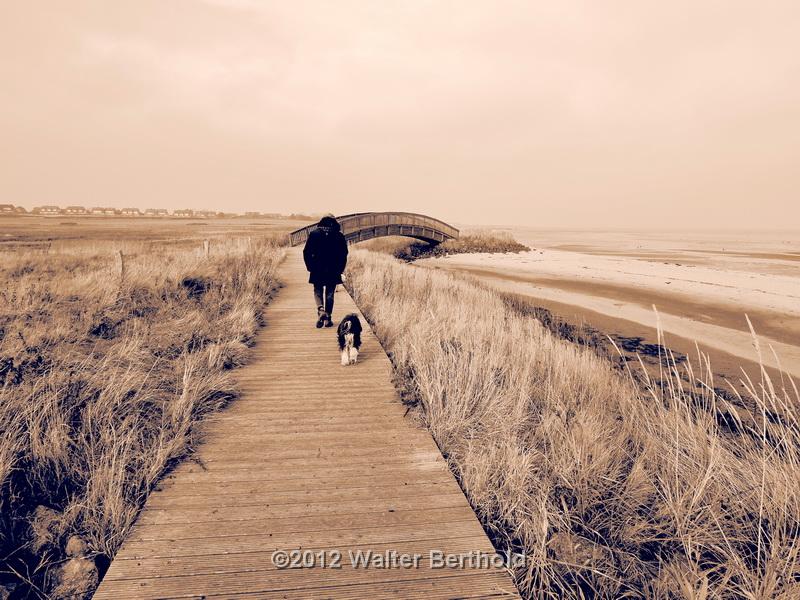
[303,215,348,328]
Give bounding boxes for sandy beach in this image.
[421,229,800,382]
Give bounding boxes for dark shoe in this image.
[324,316,334,328]
[316,315,325,328]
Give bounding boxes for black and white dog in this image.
[337,313,362,366]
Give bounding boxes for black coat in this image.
[303,223,348,286]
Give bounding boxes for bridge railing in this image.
[289,212,458,246]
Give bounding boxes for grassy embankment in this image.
[0,236,284,598]
[362,229,529,260]
[346,248,800,600]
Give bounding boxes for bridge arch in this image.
[289,212,459,247]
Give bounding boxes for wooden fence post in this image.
[116,250,125,281]
[203,239,210,258]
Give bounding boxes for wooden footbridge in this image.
[289,212,459,247]
[95,247,518,599]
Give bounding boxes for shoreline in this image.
[419,259,800,387]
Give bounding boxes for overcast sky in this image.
[2,1,799,228]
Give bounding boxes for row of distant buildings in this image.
[0,204,307,219]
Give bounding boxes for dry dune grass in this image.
[346,249,800,600]
[362,229,529,260]
[0,236,284,597]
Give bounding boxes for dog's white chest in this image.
[341,333,358,365]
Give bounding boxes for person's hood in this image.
[317,216,340,232]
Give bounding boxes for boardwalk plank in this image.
[154,472,453,496]
[103,537,493,579]
[96,565,513,598]
[143,481,462,509]
[127,507,472,541]
[136,495,469,526]
[158,465,451,486]
[109,521,487,560]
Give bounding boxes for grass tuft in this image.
[361,230,530,261]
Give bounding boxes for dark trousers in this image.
[313,284,336,318]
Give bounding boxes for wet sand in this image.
[421,230,800,383]
[449,266,800,345]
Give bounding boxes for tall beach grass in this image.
[0,236,284,598]
[346,249,800,599]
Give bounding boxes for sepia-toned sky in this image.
[2,1,799,228]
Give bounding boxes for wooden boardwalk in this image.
[95,249,519,599]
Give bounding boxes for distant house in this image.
[173,209,194,218]
[120,208,141,217]
[0,204,15,213]
[194,210,216,218]
[33,205,61,215]
[91,207,117,215]
[64,205,87,215]
[144,208,169,217]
